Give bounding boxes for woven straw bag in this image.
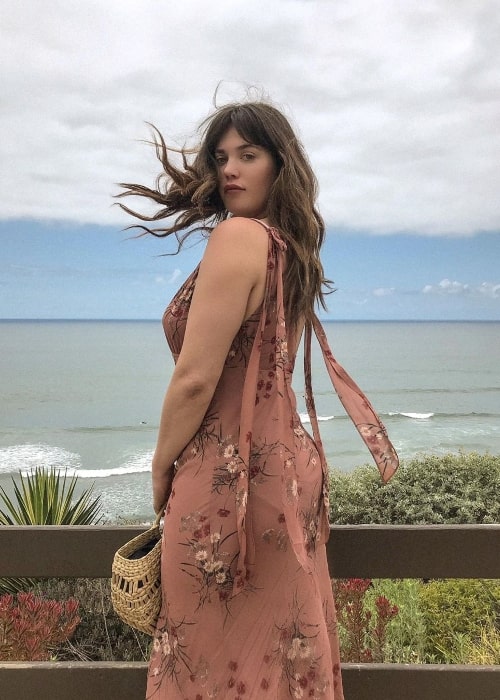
[111,511,163,635]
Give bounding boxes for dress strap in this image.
[233,224,284,592]
[234,220,398,596]
[249,218,287,250]
[304,316,399,483]
[234,222,317,592]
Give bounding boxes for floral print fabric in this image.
[146,221,398,699]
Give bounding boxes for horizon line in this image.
[1,317,499,323]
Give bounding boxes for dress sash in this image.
[233,222,399,593]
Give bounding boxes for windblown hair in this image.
[117,101,332,329]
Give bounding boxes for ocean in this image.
[1,320,499,520]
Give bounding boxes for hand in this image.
[152,467,174,515]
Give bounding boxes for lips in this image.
[224,185,244,193]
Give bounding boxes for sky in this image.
[1,0,499,321]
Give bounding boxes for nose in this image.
[222,157,239,178]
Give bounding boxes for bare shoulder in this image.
[198,218,269,292]
[207,217,269,252]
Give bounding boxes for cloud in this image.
[372,287,395,297]
[422,278,500,298]
[168,269,182,284]
[477,282,500,299]
[422,278,470,295]
[155,269,182,285]
[1,1,500,235]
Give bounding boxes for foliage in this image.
[465,624,500,665]
[0,467,103,525]
[27,575,500,665]
[328,452,500,664]
[0,472,147,661]
[334,577,500,665]
[418,579,500,663]
[332,578,399,662]
[365,579,427,663]
[0,591,80,661]
[329,452,500,524]
[0,467,103,596]
[0,578,31,597]
[0,454,497,664]
[32,578,150,662]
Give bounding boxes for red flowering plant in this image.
[0,591,80,661]
[332,578,399,663]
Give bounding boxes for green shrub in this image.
[466,624,500,664]
[329,452,500,524]
[365,580,427,663]
[418,579,500,663]
[332,578,399,663]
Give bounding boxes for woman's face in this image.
[215,126,277,219]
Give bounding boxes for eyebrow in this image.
[214,142,260,154]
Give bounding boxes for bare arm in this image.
[152,218,268,512]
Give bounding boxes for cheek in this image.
[267,160,278,187]
[264,169,276,196]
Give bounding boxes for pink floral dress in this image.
[146,221,398,699]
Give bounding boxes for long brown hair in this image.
[117,101,332,328]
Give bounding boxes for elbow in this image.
[173,367,219,404]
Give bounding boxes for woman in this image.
[118,101,398,699]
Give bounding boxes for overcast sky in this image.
[1,0,499,320]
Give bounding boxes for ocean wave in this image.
[301,410,498,422]
[299,413,334,424]
[65,424,155,434]
[376,386,500,395]
[75,452,153,478]
[0,443,153,479]
[388,412,434,420]
[0,444,81,475]
[385,411,498,420]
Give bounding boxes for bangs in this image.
[202,105,279,158]
[229,107,277,153]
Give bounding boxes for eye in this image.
[212,149,227,165]
[241,152,256,161]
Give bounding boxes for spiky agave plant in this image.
[0,466,103,594]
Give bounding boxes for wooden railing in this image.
[1,524,499,700]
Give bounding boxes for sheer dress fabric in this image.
[146,221,398,700]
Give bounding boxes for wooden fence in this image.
[1,524,499,700]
